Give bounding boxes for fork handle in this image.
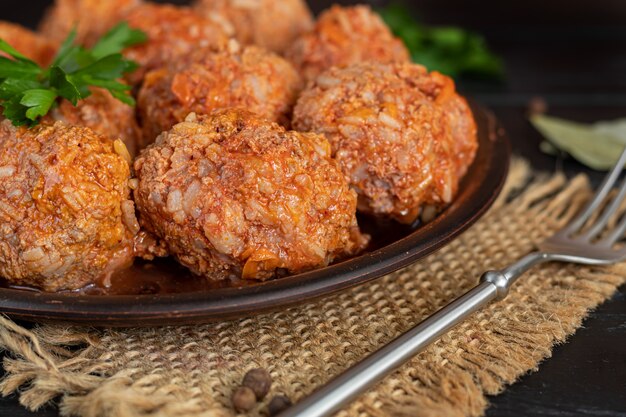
[278,252,548,417]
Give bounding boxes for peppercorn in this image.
[242,368,272,400]
[268,395,292,416]
[232,386,257,412]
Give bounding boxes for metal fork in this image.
[279,149,626,417]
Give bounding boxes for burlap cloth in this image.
[0,159,625,417]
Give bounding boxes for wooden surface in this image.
[1,1,625,416]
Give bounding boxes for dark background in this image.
[1,1,625,416]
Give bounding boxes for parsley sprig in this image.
[379,3,503,79]
[0,23,147,127]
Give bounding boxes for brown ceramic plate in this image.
[0,101,510,326]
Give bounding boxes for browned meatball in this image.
[48,88,141,157]
[285,5,410,82]
[292,62,478,224]
[193,0,313,54]
[39,0,141,47]
[0,121,138,291]
[137,42,301,147]
[123,3,231,85]
[134,110,367,281]
[0,21,57,66]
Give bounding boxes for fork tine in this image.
[562,148,626,234]
[581,174,626,240]
[603,205,626,245]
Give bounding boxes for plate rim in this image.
[0,101,511,326]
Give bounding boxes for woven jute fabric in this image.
[0,159,625,417]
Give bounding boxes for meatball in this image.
[39,0,141,47]
[49,88,141,157]
[193,0,313,54]
[134,110,367,281]
[137,42,301,147]
[292,62,478,224]
[0,121,138,291]
[123,3,231,85]
[285,5,410,82]
[0,21,57,66]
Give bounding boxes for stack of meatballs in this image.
[0,0,477,292]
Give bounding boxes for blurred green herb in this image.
[379,2,503,79]
[531,114,626,171]
[0,22,146,127]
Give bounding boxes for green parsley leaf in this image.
[91,23,148,60]
[0,21,147,127]
[79,76,132,92]
[0,40,37,64]
[0,57,42,80]
[0,79,44,100]
[379,2,503,79]
[74,53,133,80]
[110,89,136,107]
[21,89,58,121]
[52,29,79,68]
[2,96,30,126]
[49,66,86,105]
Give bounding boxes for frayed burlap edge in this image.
[0,158,624,417]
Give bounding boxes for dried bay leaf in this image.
[530,114,626,171]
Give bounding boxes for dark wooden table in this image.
[1,1,625,416]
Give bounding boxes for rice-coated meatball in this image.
[293,62,478,224]
[0,21,57,66]
[193,0,313,54]
[137,43,301,147]
[124,3,231,85]
[286,5,410,82]
[0,121,139,291]
[49,88,141,157]
[39,0,141,47]
[134,110,367,281]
